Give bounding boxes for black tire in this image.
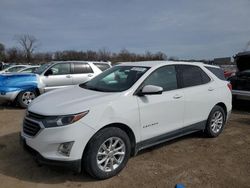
[83,127,131,180]
[205,105,226,138]
[17,90,37,108]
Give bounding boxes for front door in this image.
[41,63,73,92]
[137,65,184,141]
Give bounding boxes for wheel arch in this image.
[82,122,137,161]
[215,102,227,120]
[14,87,40,108]
[102,123,137,156]
[14,87,40,100]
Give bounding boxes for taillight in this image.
[227,82,232,91]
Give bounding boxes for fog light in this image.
[58,141,74,156]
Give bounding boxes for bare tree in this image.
[98,48,111,61]
[15,34,39,63]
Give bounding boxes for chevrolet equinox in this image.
[21,61,232,179]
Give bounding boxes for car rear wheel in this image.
[83,127,131,179]
[205,105,226,137]
[17,90,37,108]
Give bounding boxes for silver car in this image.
[35,61,111,92]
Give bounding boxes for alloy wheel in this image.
[21,91,36,105]
[210,111,224,133]
[96,137,126,172]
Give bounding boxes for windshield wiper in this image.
[88,87,106,92]
[81,85,106,92]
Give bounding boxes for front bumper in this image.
[20,134,82,172]
[21,119,96,172]
[0,91,19,102]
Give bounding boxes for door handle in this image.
[208,87,214,91]
[88,74,93,77]
[173,94,182,99]
[66,75,71,78]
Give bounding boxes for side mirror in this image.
[137,85,163,96]
[44,69,53,76]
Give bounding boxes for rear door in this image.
[41,63,73,92]
[72,62,95,84]
[137,65,184,141]
[177,65,215,127]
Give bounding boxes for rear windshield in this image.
[205,66,226,80]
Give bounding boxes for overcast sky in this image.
[0,0,250,59]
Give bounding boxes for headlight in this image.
[42,111,89,128]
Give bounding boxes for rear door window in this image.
[49,63,71,75]
[178,65,211,88]
[73,63,93,74]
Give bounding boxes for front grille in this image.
[23,118,41,136]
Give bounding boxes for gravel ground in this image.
[0,101,249,188]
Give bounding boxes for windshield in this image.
[5,66,26,72]
[34,63,52,74]
[20,67,38,73]
[80,66,149,92]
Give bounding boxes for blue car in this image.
[0,73,45,108]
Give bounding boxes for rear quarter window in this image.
[94,63,111,71]
[178,65,211,88]
[205,66,226,80]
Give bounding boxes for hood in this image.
[0,73,38,93]
[28,85,121,115]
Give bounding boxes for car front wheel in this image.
[17,90,37,108]
[83,127,131,179]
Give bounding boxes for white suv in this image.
[21,61,232,179]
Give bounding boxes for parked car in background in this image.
[224,70,235,79]
[0,61,111,107]
[0,73,45,107]
[21,61,232,179]
[0,62,11,70]
[0,65,30,74]
[18,65,40,73]
[228,51,250,101]
[35,61,111,92]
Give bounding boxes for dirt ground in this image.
[0,101,249,188]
